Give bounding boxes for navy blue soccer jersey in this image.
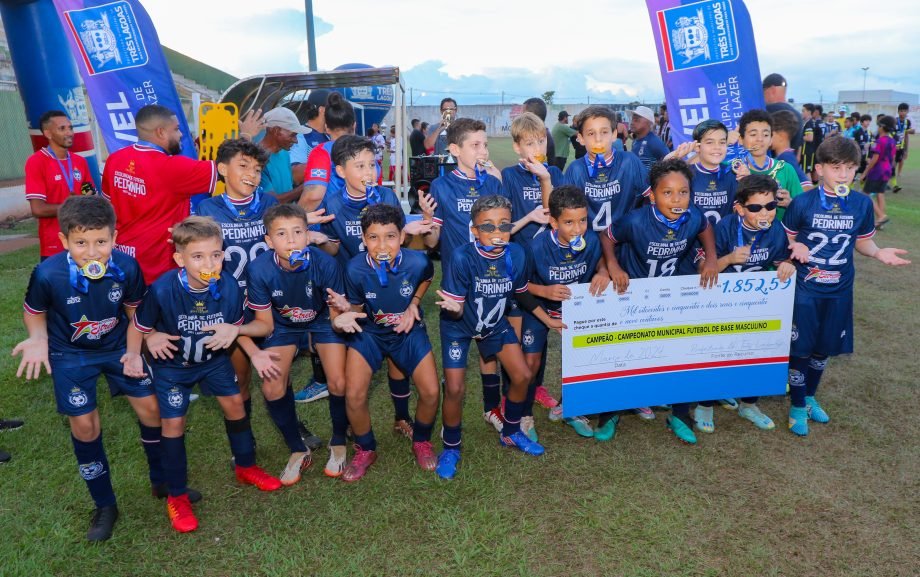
[678,163,738,274]
[134,270,244,368]
[431,169,505,268]
[502,163,564,249]
[195,190,277,289]
[715,215,789,273]
[531,229,602,317]
[609,204,709,279]
[440,242,532,338]
[782,187,875,296]
[344,249,433,336]
[564,151,650,234]
[318,185,401,267]
[24,251,146,356]
[246,248,343,330]
[631,132,670,170]
[775,149,811,189]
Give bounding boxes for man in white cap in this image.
[260,107,310,203]
[629,105,670,170]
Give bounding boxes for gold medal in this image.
[80,260,106,280]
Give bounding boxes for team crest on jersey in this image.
[399,280,413,298]
[663,229,677,241]
[192,300,208,314]
[280,305,317,323]
[306,281,314,296]
[468,187,479,196]
[126,160,136,174]
[707,179,717,191]
[72,168,83,182]
[108,283,123,303]
[373,310,402,327]
[166,387,183,408]
[448,341,463,361]
[594,172,609,184]
[523,330,535,346]
[69,387,88,407]
[70,315,118,342]
[791,324,798,341]
[486,264,501,278]
[804,266,841,284]
[79,461,105,480]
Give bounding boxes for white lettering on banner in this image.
[106,91,137,144]
[679,87,709,135]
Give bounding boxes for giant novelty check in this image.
[560,272,795,417]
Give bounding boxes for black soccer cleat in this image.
[298,421,323,451]
[0,419,24,432]
[87,505,119,542]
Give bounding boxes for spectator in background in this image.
[616,115,629,152]
[388,125,400,181]
[657,104,673,150]
[24,110,96,261]
[409,118,425,156]
[551,110,577,170]
[421,122,432,154]
[424,97,457,155]
[629,106,669,169]
[570,114,587,160]
[763,73,803,151]
[522,97,555,163]
[259,107,309,203]
[289,88,331,176]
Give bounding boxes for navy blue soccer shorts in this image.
[50,350,154,417]
[349,324,432,374]
[261,316,345,350]
[790,293,854,358]
[153,358,239,419]
[520,309,555,354]
[440,320,519,370]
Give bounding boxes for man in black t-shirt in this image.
[409,118,426,156]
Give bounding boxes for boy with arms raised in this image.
[434,195,564,479]
[783,137,910,436]
[13,196,171,541]
[709,174,796,431]
[733,109,804,221]
[246,204,353,477]
[421,118,508,429]
[603,159,719,445]
[524,186,611,438]
[127,216,281,534]
[331,204,440,481]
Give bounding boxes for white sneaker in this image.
[324,445,346,478]
[520,416,538,442]
[483,408,504,433]
[548,404,563,422]
[693,405,715,433]
[280,450,312,486]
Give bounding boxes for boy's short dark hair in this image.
[735,174,778,205]
[860,114,872,123]
[39,110,69,130]
[815,136,861,166]
[446,118,487,147]
[770,110,800,138]
[739,109,773,136]
[574,105,617,134]
[802,103,815,114]
[898,102,909,111]
[692,119,728,142]
[548,185,588,219]
[815,104,824,114]
[360,203,405,232]
[877,115,896,134]
[172,216,223,249]
[470,195,511,223]
[215,139,269,182]
[324,92,355,132]
[332,134,376,166]
[263,203,309,232]
[58,196,115,236]
[522,97,547,122]
[649,158,693,191]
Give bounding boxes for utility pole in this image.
[304,0,317,71]
[410,87,414,107]
[501,91,504,105]
[861,67,869,102]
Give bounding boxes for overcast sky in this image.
[146,0,920,106]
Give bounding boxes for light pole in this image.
[304,0,317,71]
[861,67,869,102]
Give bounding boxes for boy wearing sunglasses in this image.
[711,174,796,431]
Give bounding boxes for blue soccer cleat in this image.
[805,396,830,423]
[294,380,328,403]
[788,406,809,437]
[435,449,462,480]
[666,415,698,445]
[500,431,545,456]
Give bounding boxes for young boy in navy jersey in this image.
[246,204,353,477]
[782,137,910,437]
[127,216,281,534]
[331,204,440,481]
[502,111,566,416]
[421,118,508,430]
[14,196,164,542]
[434,195,564,479]
[603,159,719,445]
[562,105,650,236]
[524,186,611,438]
[707,174,796,431]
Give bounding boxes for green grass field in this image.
[1,143,918,577]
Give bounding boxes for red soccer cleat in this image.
[166,494,198,533]
[235,464,282,491]
[412,441,437,471]
[341,448,377,483]
[534,385,559,409]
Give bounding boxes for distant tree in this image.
[542,91,555,106]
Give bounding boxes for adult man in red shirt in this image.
[24,110,96,259]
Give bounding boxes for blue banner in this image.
[646,0,763,152]
[53,0,196,158]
